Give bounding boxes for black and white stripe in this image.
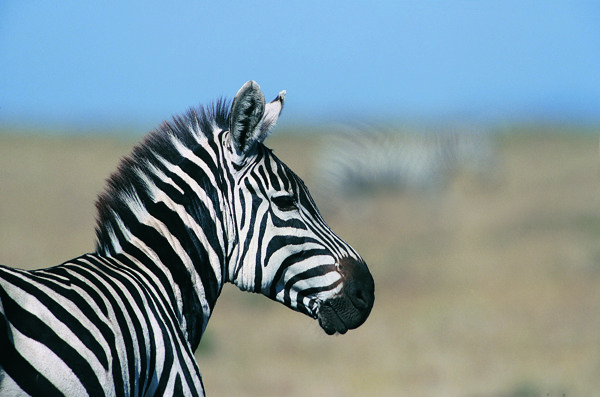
[1,81,374,396]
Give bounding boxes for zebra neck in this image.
[93,103,237,350]
[95,145,236,350]
[100,190,228,350]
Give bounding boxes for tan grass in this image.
[1,128,598,396]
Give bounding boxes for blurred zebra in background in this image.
[0,81,374,396]
[313,125,500,210]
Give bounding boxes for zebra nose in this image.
[348,281,370,310]
[338,257,375,313]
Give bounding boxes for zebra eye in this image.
[271,194,297,211]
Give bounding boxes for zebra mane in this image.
[94,98,231,255]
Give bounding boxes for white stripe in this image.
[102,253,204,394]
[149,187,223,287]
[116,210,211,331]
[1,278,113,393]
[156,156,227,259]
[0,371,25,395]
[77,256,140,394]
[11,326,88,395]
[266,242,326,271]
[167,136,221,194]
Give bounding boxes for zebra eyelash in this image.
[271,194,297,212]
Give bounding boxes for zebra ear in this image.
[229,81,266,157]
[229,81,286,159]
[256,89,285,140]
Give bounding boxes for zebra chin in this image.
[316,257,375,335]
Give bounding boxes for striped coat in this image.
[0,81,374,396]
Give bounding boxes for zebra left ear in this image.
[256,89,285,140]
[229,81,285,159]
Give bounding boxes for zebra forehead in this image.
[238,146,294,185]
[262,151,294,182]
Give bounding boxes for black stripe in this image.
[264,236,322,266]
[1,266,110,371]
[296,197,346,257]
[153,356,174,396]
[271,212,308,229]
[257,165,271,191]
[263,156,281,191]
[0,287,104,395]
[110,206,204,346]
[233,179,260,282]
[66,258,125,393]
[296,278,344,311]
[101,256,155,394]
[282,264,337,307]
[183,194,226,268]
[178,157,221,204]
[100,252,202,393]
[253,211,269,293]
[238,190,247,232]
[0,310,62,396]
[149,172,190,206]
[174,373,184,395]
[268,248,329,299]
[76,255,137,395]
[147,200,220,311]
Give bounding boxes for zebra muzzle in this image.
[317,257,375,335]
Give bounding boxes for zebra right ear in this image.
[229,81,266,159]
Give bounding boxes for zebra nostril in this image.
[349,285,369,310]
[337,257,375,314]
[355,289,367,306]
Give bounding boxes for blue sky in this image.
[1,1,599,131]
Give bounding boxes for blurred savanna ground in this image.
[0,125,599,396]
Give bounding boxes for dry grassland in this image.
[1,128,599,396]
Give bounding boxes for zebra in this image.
[313,124,499,206]
[0,81,375,396]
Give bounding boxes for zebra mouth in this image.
[317,302,349,335]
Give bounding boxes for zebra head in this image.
[224,81,374,335]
